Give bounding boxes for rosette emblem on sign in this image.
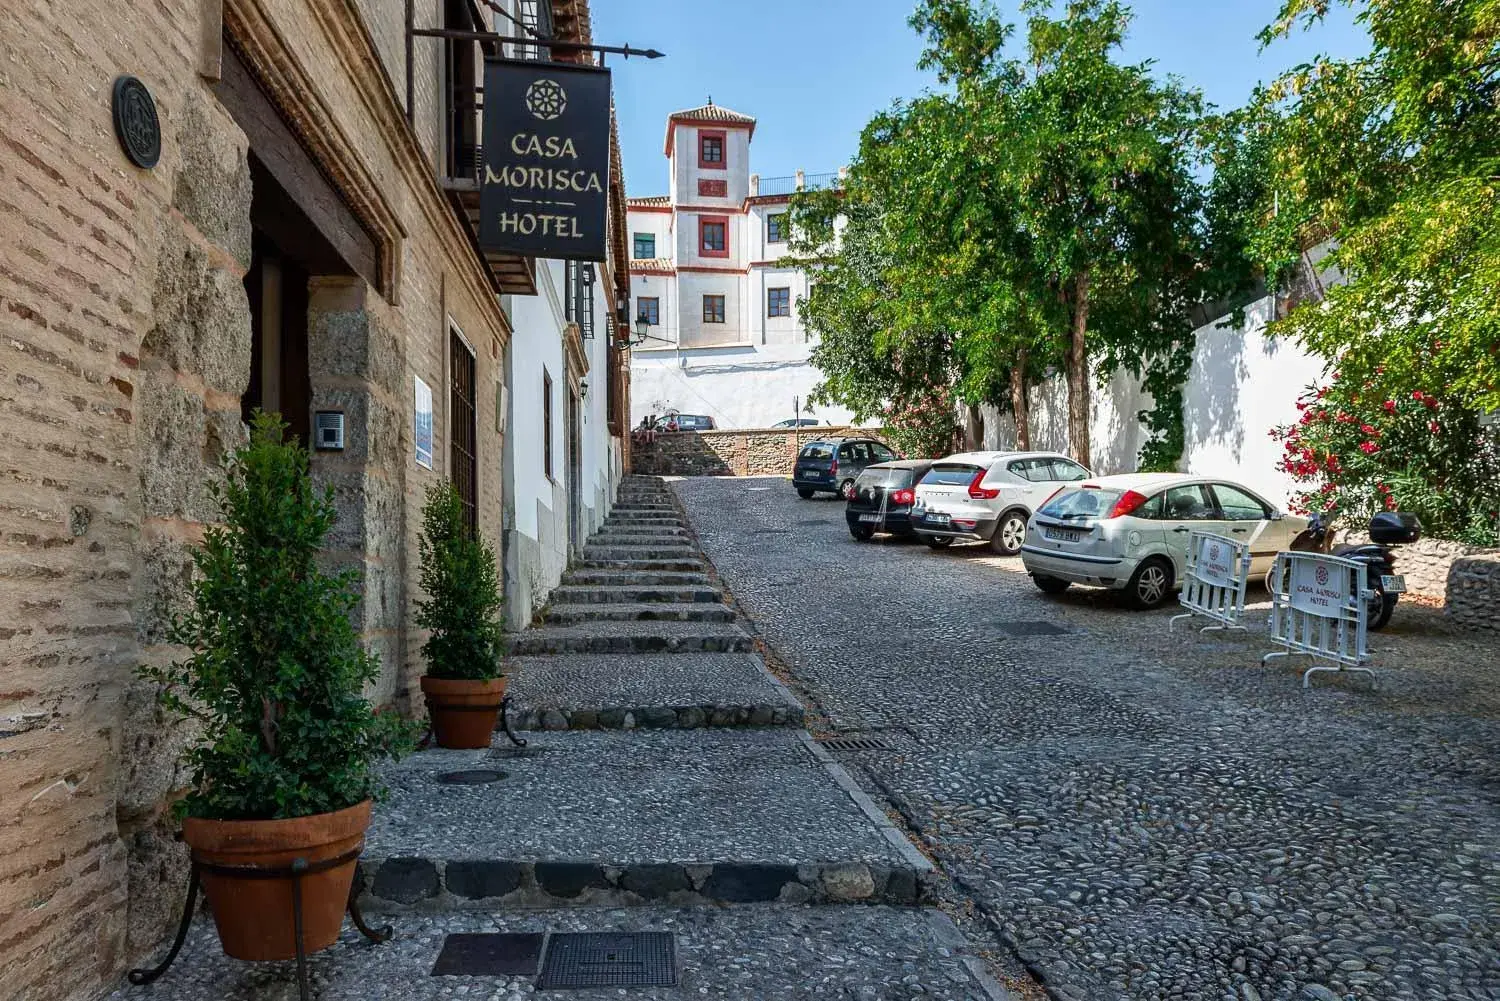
[1315,565,1330,586]
[525,79,567,121]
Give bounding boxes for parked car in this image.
[845,460,934,540]
[1020,473,1308,609]
[793,437,901,499]
[910,451,1092,555]
[771,418,823,428]
[650,412,715,431]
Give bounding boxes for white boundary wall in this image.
[984,295,1329,508]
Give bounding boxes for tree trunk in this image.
[964,402,985,450]
[1010,348,1030,450]
[1066,273,1091,470]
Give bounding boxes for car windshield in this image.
[856,467,913,488]
[799,444,834,461]
[677,416,711,429]
[1040,487,1122,521]
[920,464,980,486]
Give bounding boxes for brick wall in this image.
[630,427,889,477]
[0,1,512,998]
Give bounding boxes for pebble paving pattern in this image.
[675,476,1500,1001]
[105,905,1002,999]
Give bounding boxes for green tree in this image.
[416,481,506,681]
[1248,0,1500,539]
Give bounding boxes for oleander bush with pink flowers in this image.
[1270,369,1499,545]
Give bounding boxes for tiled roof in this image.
[628,195,670,206]
[668,102,756,125]
[629,258,676,273]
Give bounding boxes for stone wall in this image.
[1447,554,1500,632]
[630,427,888,477]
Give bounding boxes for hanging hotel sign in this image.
[480,59,611,262]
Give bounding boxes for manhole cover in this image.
[817,734,899,753]
[431,933,543,976]
[538,932,677,988]
[435,769,507,785]
[996,620,1070,637]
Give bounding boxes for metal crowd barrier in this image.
[1262,550,1374,687]
[1169,531,1252,634]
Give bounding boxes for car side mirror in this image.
[1269,510,1284,521]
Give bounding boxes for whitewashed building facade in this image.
[626,103,853,429]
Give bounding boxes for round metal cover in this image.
[112,76,161,169]
[436,769,507,785]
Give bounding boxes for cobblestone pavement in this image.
[673,476,1500,1001]
[107,905,1007,1000]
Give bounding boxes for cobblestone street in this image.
[675,476,1500,1001]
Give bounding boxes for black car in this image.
[793,437,900,499]
[845,460,934,540]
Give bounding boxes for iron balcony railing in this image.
[756,172,842,198]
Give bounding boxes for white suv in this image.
[911,451,1092,555]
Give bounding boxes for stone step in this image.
[604,517,686,529]
[359,730,933,912]
[585,544,699,562]
[508,620,753,655]
[108,905,1005,998]
[582,558,707,573]
[507,652,804,731]
[596,523,688,536]
[549,583,723,604]
[612,501,677,511]
[587,534,695,549]
[563,569,713,587]
[542,602,736,625]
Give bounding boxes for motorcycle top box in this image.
[1368,511,1422,545]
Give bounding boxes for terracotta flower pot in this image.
[182,799,371,962]
[420,675,507,749]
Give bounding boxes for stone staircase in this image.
[506,475,803,730]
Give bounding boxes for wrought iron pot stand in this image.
[128,847,392,1001]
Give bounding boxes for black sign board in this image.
[480,59,611,261]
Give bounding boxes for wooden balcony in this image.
[442,176,537,296]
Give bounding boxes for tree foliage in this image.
[791,0,1218,470]
[416,481,506,681]
[1248,0,1500,539]
[142,413,413,821]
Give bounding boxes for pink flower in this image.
[1429,420,1440,433]
[1360,424,1378,436]
[1384,494,1397,510]
[1360,441,1380,455]
[1382,400,1396,413]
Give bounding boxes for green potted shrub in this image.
[142,413,411,962]
[415,481,507,748]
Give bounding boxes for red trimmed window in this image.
[699,216,729,258]
[698,130,726,169]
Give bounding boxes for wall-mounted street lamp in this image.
[579,378,589,400]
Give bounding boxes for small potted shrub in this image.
[415,481,507,748]
[142,413,411,961]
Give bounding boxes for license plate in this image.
[926,513,950,526]
[858,513,880,523]
[1381,574,1407,593]
[801,470,824,479]
[1044,526,1082,543]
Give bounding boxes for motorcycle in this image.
[1278,510,1422,630]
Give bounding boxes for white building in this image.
[626,102,854,430]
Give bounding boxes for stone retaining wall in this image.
[631,426,888,477]
[1447,554,1500,632]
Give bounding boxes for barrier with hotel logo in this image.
[1169,531,1252,634]
[1262,551,1375,687]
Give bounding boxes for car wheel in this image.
[990,511,1028,556]
[1123,558,1173,610]
[1032,574,1070,594]
[924,536,953,549]
[839,478,856,500]
[797,488,814,499]
[850,524,875,542]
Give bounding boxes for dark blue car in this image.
[845,460,934,540]
[794,437,900,499]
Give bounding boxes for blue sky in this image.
[592,0,1370,197]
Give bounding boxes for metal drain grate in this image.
[431,933,543,976]
[538,932,677,989]
[995,620,1070,637]
[435,769,507,785]
[817,734,899,753]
